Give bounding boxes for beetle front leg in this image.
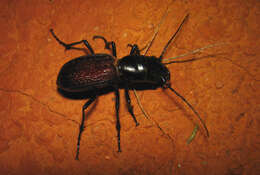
[50,29,95,54]
[124,87,139,126]
[114,89,121,152]
[75,96,97,160]
[127,44,141,56]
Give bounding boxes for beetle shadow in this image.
[125,84,159,91]
[57,87,115,121]
[57,87,115,100]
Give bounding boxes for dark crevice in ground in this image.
[0,88,79,125]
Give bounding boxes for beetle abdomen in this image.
[57,54,117,92]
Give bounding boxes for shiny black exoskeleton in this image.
[51,29,171,160]
[118,55,170,90]
[50,13,209,160]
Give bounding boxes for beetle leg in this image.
[114,89,121,152]
[159,14,189,60]
[127,44,141,55]
[50,29,95,54]
[75,96,97,160]
[63,40,95,54]
[124,86,139,126]
[93,36,117,58]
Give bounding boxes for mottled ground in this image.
[0,0,259,174]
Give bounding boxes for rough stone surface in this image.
[0,0,259,174]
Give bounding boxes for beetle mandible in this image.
[50,14,209,160]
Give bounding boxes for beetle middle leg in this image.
[75,96,97,160]
[93,36,117,57]
[50,29,95,54]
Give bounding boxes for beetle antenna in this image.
[162,43,225,64]
[168,86,209,137]
[133,2,171,119]
[143,4,170,55]
[164,57,198,65]
[159,14,189,60]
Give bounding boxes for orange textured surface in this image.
[0,0,259,174]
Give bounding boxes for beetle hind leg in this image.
[75,96,97,160]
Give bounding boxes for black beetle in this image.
[50,14,209,160]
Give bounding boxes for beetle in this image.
[50,14,210,160]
